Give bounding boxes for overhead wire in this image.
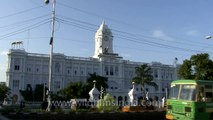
[57,1,143,32]
[57,14,98,28]
[57,1,213,48]
[1,1,212,56]
[0,14,50,32]
[55,15,212,54]
[56,17,97,32]
[0,5,46,20]
[0,19,51,40]
[112,29,212,49]
[115,34,212,54]
[0,14,49,29]
[0,4,50,40]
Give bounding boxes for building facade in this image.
[6,21,178,103]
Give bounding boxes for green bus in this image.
[166,80,213,120]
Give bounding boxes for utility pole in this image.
[44,0,56,112]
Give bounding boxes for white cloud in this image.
[152,29,174,41]
[186,30,199,36]
[0,51,8,56]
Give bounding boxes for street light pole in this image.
[45,0,56,112]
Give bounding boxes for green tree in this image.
[178,59,194,79]
[57,73,108,100]
[20,84,33,101]
[178,53,213,80]
[20,84,47,101]
[58,81,87,100]
[132,64,157,99]
[34,84,44,101]
[87,73,108,91]
[0,84,9,101]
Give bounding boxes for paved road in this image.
[0,114,9,120]
[2,111,166,120]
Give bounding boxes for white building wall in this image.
[6,49,178,102]
[6,22,179,103]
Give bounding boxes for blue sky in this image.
[1,0,213,82]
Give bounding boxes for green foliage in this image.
[58,81,89,100]
[132,64,158,99]
[178,53,213,80]
[96,93,118,112]
[87,73,108,91]
[34,84,44,101]
[20,84,47,101]
[178,59,194,79]
[20,84,33,101]
[0,84,9,101]
[0,106,17,113]
[57,73,108,100]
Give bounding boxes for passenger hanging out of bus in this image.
[198,91,205,102]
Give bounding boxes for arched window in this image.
[55,62,60,73]
[110,66,113,75]
[14,58,20,70]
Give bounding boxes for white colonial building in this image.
[6,21,178,103]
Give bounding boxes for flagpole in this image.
[45,0,56,112]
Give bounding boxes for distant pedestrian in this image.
[162,97,165,108]
[146,92,149,100]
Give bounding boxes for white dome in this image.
[89,87,100,95]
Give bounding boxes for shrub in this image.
[96,93,118,112]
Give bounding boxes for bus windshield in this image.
[168,84,196,101]
[179,85,196,101]
[168,84,180,99]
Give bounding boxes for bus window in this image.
[205,85,212,89]
[179,85,196,101]
[197,91,205,102]
[205,92,213,102]
[169,84,180,99]
[197,86,206,102]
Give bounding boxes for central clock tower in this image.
[93,21,113,58]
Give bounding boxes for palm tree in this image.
[132,64,158,100]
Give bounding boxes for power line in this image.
[57,14,98,28]
[115,35,212,54]
[0,14,50,33]
[56,17,97,32]
[57,1,213,49]
[1,2,211,56]
[56,11,211,52]
[55,16,212,54]
[112,29,212,49]
[0,14,50,29]
[57,1,144,31]
[0,5,46,20]
[0,19,50,40]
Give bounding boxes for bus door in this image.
[197,85,213,102]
